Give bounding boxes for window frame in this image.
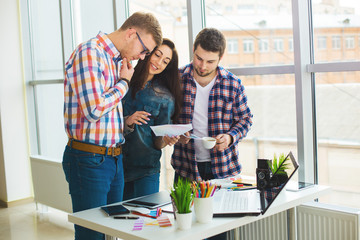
[273,38,284,52]
[227,38,239,54]
[317,36,327,50]
[258,39,269,53]
[21,0,360,188]
[242,39,254,53]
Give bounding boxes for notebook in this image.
[122,191,172,209]
[213,151,299,217]
[101,204,130,216]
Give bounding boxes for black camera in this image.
[257,158,288,190]
[256,159,273,190]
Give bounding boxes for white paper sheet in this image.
[150,124,193,137]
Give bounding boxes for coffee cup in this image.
[202,137,216,149]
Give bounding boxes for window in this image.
[312,0,360,208]
[25,0,68,159]
[314,6,360,63]
[239,74,298,177]
[227,38,239,54]
[345,36,355,49]
[30,0,64,80]
[332,36,341,49]
[205,0,294,67]
[205,0,297,178]
[237,4,254,14]
[20,0,360,209]
[225,5,233,13]
[317,36,327,50]
[273,38,284,52]
[73,0,115,45]
[129,0,189,66]
[288,38,293,52]
[22,0,129,159]
[243,39,254,53]
[315,71,360,208]
[258,39,269,52]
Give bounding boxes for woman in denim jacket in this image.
[122,39,182,200]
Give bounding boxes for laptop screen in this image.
[260,151,299,214]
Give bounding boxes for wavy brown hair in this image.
[129,38,182,123]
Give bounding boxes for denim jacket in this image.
[122,80,175,182]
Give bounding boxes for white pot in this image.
[175,211,192,230]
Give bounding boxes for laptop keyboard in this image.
[222,191,248,211]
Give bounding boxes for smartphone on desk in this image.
[101,204,130,216]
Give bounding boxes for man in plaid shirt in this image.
[62,12,162,240]
[167,28,253,183]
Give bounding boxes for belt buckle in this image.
[111,147,116,157]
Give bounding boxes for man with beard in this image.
[165,28,253,240]
[166,28,253,183]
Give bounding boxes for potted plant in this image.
[268,153,290,185]
[170,177,194,230]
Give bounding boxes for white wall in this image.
[0,0,32,203]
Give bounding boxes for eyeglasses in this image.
[136,32,151,56]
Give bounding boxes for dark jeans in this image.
[123,173,160,200]
[62,145,124,240]
[175,161,228,240]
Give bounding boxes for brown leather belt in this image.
[67,139,122,156]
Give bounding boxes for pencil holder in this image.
[194,196,214,223]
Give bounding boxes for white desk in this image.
[68,185,330,240]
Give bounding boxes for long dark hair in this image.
[129,38,182,122]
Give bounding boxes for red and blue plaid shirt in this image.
[64,32,128,147]
[171,64,253,181]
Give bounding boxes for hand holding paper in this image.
[150,124,192,137]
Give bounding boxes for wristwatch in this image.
[119,77,130,86]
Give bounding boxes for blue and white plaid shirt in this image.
[171,63,253,181]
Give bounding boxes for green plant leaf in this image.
[170,177,194,213]
[269,153,290,175]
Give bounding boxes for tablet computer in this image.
[122,191,171,209]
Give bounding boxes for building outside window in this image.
[129,0,189,67]
[288,38,293,52]
[273,38,284,52]
[332,36,341,49]
[258,39,269,52]
[227,38,239,54]
[345,36,355,49]
[243,39,254,53]
[317,36,327,50]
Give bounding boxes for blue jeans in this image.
[123,173,160,200]
[62,145,124,240]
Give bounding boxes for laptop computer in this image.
[213,151,299,217]
[122,191,172,209]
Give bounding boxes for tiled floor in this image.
[0,202,74,240]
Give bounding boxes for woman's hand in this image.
[125,111,151,128]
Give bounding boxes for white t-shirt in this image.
[193,76,217,162]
